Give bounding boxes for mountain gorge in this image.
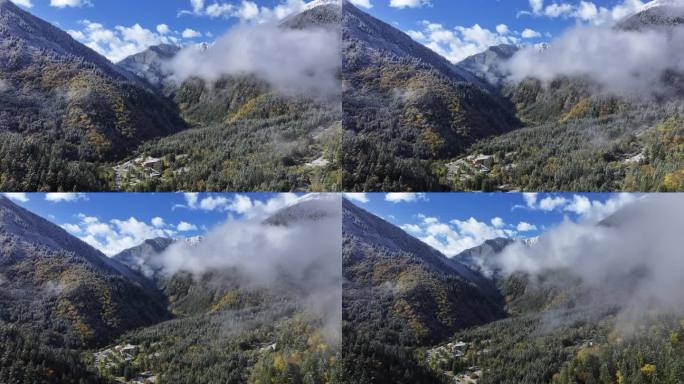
[0,194,343,383]
[341,0,521,191]
[342,196,684,384]
[0,0,342,193]
[341,199,506,383]
[342,0,684,192]
[0,0,186,191]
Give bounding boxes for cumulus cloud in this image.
[521,28,541,38]
[3,193,29,203]
[177,221,198,232]
[507,21,684,95]
[519,193,637,222]
[159,194,342,342]
[407,20,523,63]
[349,0,372,8]
[179,193,301,219]
[404,214,518,257]
[385,193,427,203]
[516,221,538,231]
[50,0,92,8]
[156,24,171,35]
[389,0,431,9]
[343,193,369,203]
[10,0,32,8]
[45,193,87,202]
[496,195,684,323]
[63,214,177,256]
[181,28,201,38]
[182,0,311,23]
[168,22,340,98]
[67,20,184,62]
[522,0,647,25]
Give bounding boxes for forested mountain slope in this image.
[0,0,186,191]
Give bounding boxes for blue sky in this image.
[349,0,653,62]
[9,0,318,61]
[9,0,653,63]
[344,192,640,257]
[3,192,302,256]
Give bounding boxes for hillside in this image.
[341,199,505,383]
[110,2,343,192]
[341,0,520,192]
[442,1,684,192]
[0,0,186,191]
[92,195,343,383]
[0,196,169,350]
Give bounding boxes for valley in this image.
[341,0,684,192]
[341,194,684,383]
[0,0,342,192]
[0,193,343,383]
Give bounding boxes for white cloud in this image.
[523,192,538,208]
[68,20,183,62]
[349,0,372,8]
[183,0,309,23]
[169,22,340,98]
[516,221,538,231]
[530,0,544,13]
[343,193,369,203]
[496,24,510,34]
[11,0,33,8]
[3,193,29,202]
[491,217,505,228]
[156,24,171,35]
[50,0,92,8]
[191,0,205,13]
[177,221,198,232]
[539,196,568,211]
[524,0,647,25]
[389,0,431,9]
[522,28,541,38]
[181,28,202,38]
[414,215,516,257]
[71,215,177,256]
[151,217,166,228]
[407,21,520,63]
[61,223,81,233]
[518,193,638,223]
[507,22,684,95]
[400,223,423,234]
[385,193,427,203]
[45,193,87,202]
[181,192,300,219]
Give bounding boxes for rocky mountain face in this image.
[617,0,684,30]
[341,0,520,191]
[117,43,181,88]
[457,44,519,88]
[0,0,186,191]
[0,196,169,348]
[343,198,504,343]
[342,198,507,382]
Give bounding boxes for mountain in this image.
[617,0,684,30]
[341,0,520,191]
[110,0,343,192]
[454,237,515,277]
[117,43,181,88]
[0,0,186,191]
[281,0,341,29]
[341,198,505,383]
[0,196,169,349]
[457,44,519,88]
[112,237,175,279]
